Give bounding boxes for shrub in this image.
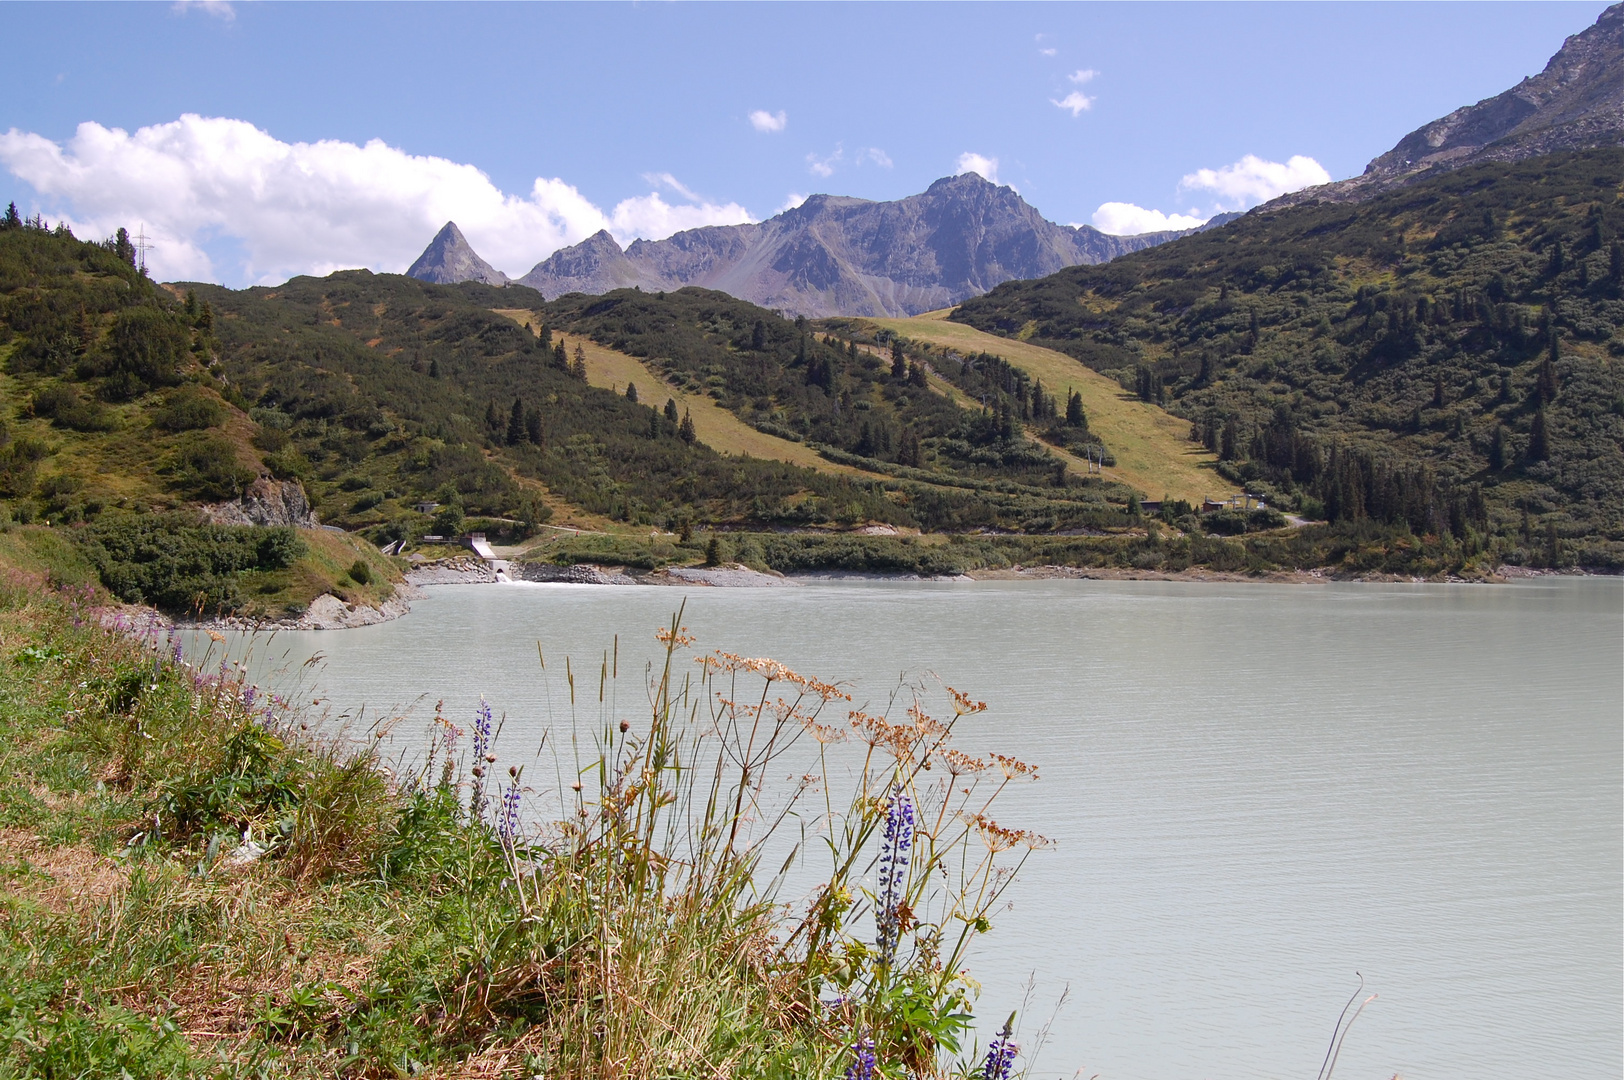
[152,387,224,432]
[29,384,117,432]
[348,559,371,585]
[168,433,255,500]
[76,512,306,612]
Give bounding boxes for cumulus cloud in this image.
[748,109,787,133]
[1089,153,1331,238]
[1051,91,1095,117]
[955,152,1000,184]
[1090,203,1208,235]
[778,192,809,213]
[864,147,893,168]
[1179,153,1330,210]
[0,115,754,285]
[1068,68,1098,84]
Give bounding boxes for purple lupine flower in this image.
[981,1019,1018,1080]
[242,684,256,708]
[469,697,495,818]
[497,780,522,847]
[876,784,915,966]
[843,1037,876,1080]
[473,697,493,761]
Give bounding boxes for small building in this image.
[412,501,440,515]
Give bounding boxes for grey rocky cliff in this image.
[407,221,511,286]
[1270,2,1622,210]
[202,478,319,529]
[518,173,1195,318]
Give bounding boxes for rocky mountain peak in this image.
[516,176,1199,317]
[406,221,510,286]
[1270,2,1622,208]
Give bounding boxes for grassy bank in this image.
[0,575,1047,1078]
[528,515,1566,581]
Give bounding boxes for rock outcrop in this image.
[1270,3,1623,209]
[203,478,318,529]
[515,173,1201,318]
[406,221,511,286]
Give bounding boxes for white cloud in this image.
[172,0,234,20]
[806,145,843,178]
[1090,202,1208,235]
[0,115,754,285]
[1039,47,1057,57]
[1051,91,1095,117]
[1068,68,1098,84]
[748,109,787,134]
[864,147,893,168]
[1179,153,1330,210]
[954,152,1000,184]
[778,192,809,213]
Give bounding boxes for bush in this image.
[169,433,255,500]
[348,559,371,585]
[76,512,307,612]
[152,387,224,432]
[29,384,117,432]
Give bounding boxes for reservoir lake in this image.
[209,576,1622,1080]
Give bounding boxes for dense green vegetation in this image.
[550,288,1090,481]
[0,574,1042,1078]
[954,151,1624,568]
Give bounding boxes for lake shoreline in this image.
[127,557,1612,635]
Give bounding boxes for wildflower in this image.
[497,779,522,848]
[982,1016,1018,1080]
[843,1037,876,1080]
[876,784,915,966]
[242,685,256,708]
[470,696,495,818]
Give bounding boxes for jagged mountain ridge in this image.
[516,173,1194,318]
[1271,2,1623,209]
[406,221,510,286]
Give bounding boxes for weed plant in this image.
[0,574,1047,1078]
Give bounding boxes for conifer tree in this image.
[664,398,679,423]
[1066,390,1085,427]
[429,358,441,379]
[624,381,638,404]
[507,397,525,445]
[678,409,695,443]
[572,343,588,380]
[1528,406,1550,462]
[891,340,906,380]
[525,407,543,446]
[553,338,569,370]
[647,409,660,439]
[1489,425,1509,471]
[485,400,502,433]
[1,202,19,230]
[751,319,767,351]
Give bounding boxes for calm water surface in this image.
[213,577,1622,1080]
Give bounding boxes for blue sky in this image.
[0,1,1610,286]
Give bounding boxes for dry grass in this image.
[871,311,1236,503]
[493,310,883,478]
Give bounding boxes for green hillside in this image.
[954,150,1624,568]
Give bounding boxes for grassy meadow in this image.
[869,313,1231,505]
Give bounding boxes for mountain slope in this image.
[407,221,510,286]
[517,174,1189,318]
[1274,3,1622,208]
[952,150,1624,567]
